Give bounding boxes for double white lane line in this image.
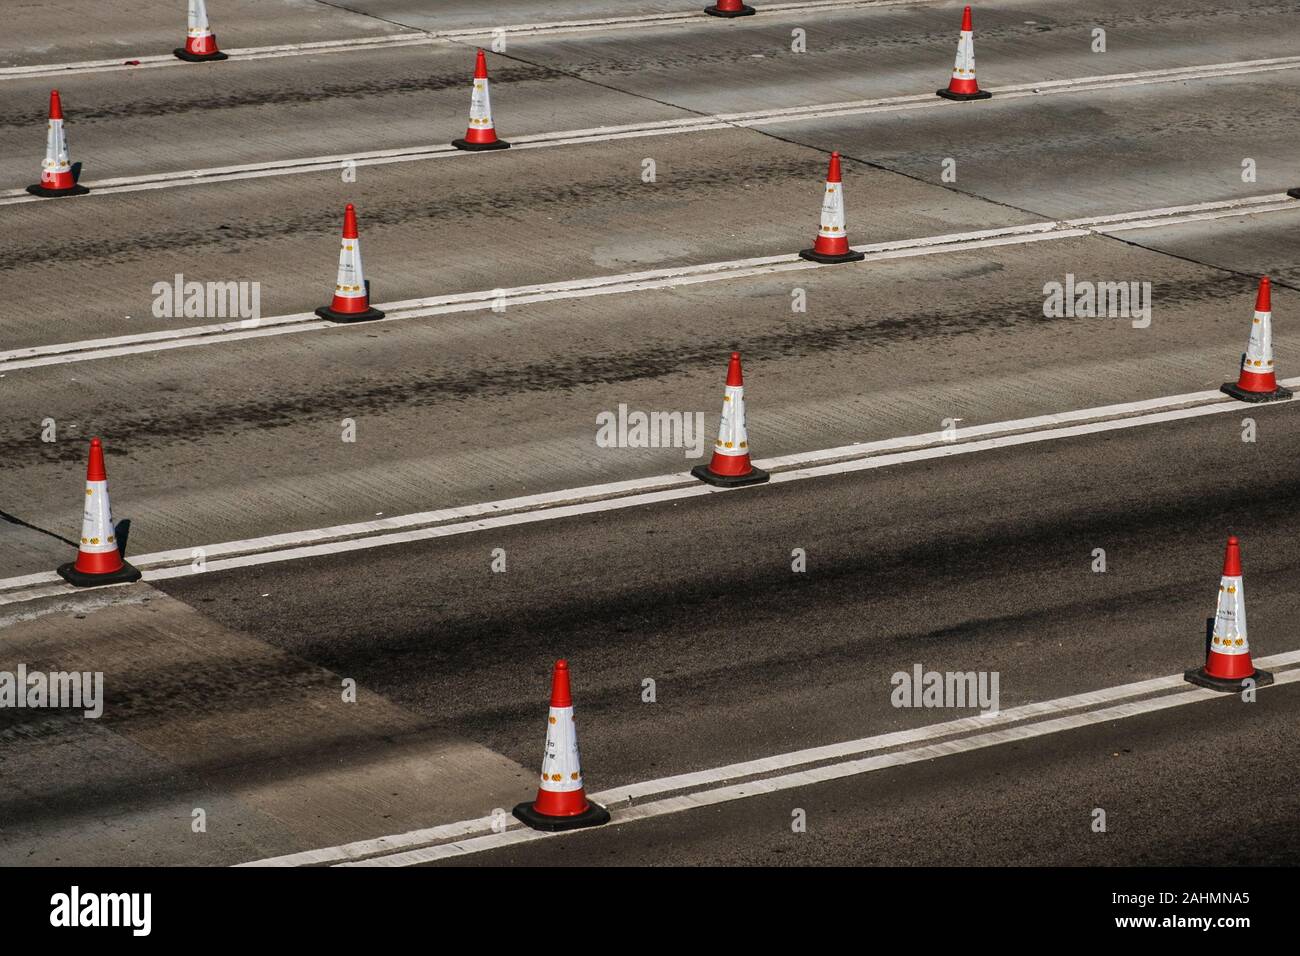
[1,191,1295,374]
[2,381,1295,607]
[0,1,977,82]
[5,55,1300,206]
[238,650,1300,865]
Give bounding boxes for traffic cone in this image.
[1185,537,1273,692]
[691,352,771,488]
[513,660,611,832]
[452,50,510,152]
[1221,277,1291,403]
[25,91,89,198]
[56,438,142,588]
[314,204,385,323]
[174,0,228,62]
[937,6,991,101]
[798,152,865,265]
[705,0,756,16]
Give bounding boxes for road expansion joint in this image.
[0,507,76,548]
[1093,230,1300,296]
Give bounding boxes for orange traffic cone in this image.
[692,352,771,487]
[1221,277,1291,403]
[705,0,756,16]
[174,0,228,62]
[57,438,142,588]
[513,660,611,832]
[1185,537,1273,692]
[452,50,510,152]
[937,6,991,101]
[799,152,865,265]
[26,91,89,198]
[315,204,385,323]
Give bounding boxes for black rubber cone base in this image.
[936,88,993,101]
[1184,667,1273,693]
[26,183,90,198]
[452,138,511,152]
[1221,382,1293,403]
[704,3,756,15]
[691,463,771,488]
[57,560,142,588]
[173,49,229,62]
[513,800,611,832]
[1287,188,1300,200]
[315,305,386,324]
[799,247,865,265]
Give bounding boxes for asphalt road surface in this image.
[1,0,1298,870]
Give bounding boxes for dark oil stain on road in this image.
[0,65,566,129]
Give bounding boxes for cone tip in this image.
[342,203,358,239]
[962,6,973,30]
[474,48,488,78]
[1223,536,1242,576]
[726,351,744,386]
[827,151,843,183]
[549,659,573,707]
[86,437,106,481]
[49,89,63,119]
[1256,276,1271,312]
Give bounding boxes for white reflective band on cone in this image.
[80,479,117,553]
[818,180,846,238]
[189,0,211,33]
[44,119,70,174]
[538,705,584,792]
[1245,310,1275,371]
[1212,574,1249,654]
[335,239,365,299]
[470,80,494,129]
[713,384,749,457]
[953,32,976,78]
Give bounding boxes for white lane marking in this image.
[2,192,1293,373]
[0,232,1078,371]
[0,321,333,371]
[3,382,1294,605]
[238,814,503,868]
[240,648,1300,865]
[0,220,1055,362]
[1063,192,1294,227]
[0,1,969,81]
[341,667,1300,865]
[5,55,1300,205]
[1097,200,1300,233]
